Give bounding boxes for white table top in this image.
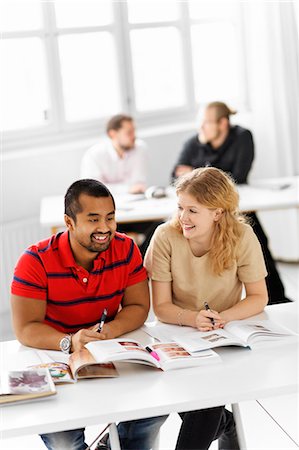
[1,303,298,438]
[40,176,299,228]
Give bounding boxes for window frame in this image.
[2,1,248,151]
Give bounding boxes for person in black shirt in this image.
[172,101,291,304]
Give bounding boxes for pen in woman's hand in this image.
[97,308,108,333]
[203,302,215,326]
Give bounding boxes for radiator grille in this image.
[0,217,49,313]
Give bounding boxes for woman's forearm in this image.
[154,303,197,327]
[220,294,268,323]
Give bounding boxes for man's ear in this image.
[64,214,75,230]
[108,129,116,140]
[219,117,229,131]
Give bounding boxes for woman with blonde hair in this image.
[145,167,268,449]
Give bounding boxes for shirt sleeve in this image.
[144,225,173,282]
[171,137,196,181]
[129,142,148,186]
[80,146,104,180]
[236,225,268,283]
[230,130,254,184]
[11,250,48,300]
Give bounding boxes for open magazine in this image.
[30,348,119,383]
[3,348,118,384]
[0,368,56,405]
[84,338,220,371]
[143,319,297,353]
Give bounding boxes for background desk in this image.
[40,176,299,234]
[1,303,298,441]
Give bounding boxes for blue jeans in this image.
[40,416,168,450]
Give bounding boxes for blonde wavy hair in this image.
[172,167,247,275]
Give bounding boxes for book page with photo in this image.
[32,349,118,383]
[85,338,221,371]
[143,319,297,353]
[2,348,118,384]
[0,368,56,405]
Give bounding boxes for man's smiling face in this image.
[67,193,117,254]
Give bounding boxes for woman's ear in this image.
[214,208,223,221]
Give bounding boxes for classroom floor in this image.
[1,262,298,450]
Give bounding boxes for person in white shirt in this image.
[81,114,161,257]
[80,114,147,195]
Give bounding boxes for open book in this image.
[143,319,297,353]
[0,368,56,405]
[30,348,119,383]
[84,338,220,371]
[3,348,118,384]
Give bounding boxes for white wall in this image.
[1,111,296,226]
[2,126,194,223]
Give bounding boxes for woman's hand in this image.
[195,309,225,331]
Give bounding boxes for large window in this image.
[1,0,247,147]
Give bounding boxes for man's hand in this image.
[71,326,109,352]
[175,165,193,178]
[129,183,146,194]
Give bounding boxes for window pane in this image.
[130,27,186,111]
[188,0,237,20]
[191,23,240,103]
[127,0,179,23]
[58,32,121,122]
[0,1,42,31]
[0,38,49,131]
[54,0,113,28]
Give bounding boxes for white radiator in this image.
[0,217,50,315]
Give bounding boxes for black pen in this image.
[204,302,215,326]
[97,308,108,333]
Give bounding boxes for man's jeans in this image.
[40,416,168,450]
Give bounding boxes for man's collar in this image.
[58,231,107,269]
[108,138,133,160]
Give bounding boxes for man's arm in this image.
[101,279,150,338]
[230,130,254,184]
[129,142,147,193]
[171,137,196,181]
[11,295,107,352]
[174,165,193,178]
[11,295,67,350]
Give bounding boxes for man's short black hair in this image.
[65,179,115,222]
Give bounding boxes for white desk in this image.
[40,176,299,233]
[1,303,298,441]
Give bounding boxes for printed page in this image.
[143,322,246,352]
[85,339,158,367]
[142,322,197,342]
[1,348,73,384]
[150,342,220,370]
[68,348,118,379]
[0,368,56,404]
[3,349,44,372]
[173,328,247,352]
[224,319,297,345]
[32,350,73,383]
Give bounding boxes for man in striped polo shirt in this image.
[11,179,167,450]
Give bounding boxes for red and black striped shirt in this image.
[11,231,147,333]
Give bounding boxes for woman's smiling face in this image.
[177,192,219,242]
